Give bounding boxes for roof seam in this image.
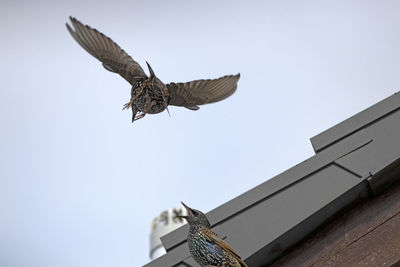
[332,162,363,178]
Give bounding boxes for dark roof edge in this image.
[161,128,373,251]
[310,91,400,153]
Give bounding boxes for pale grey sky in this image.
[1,0,399,266]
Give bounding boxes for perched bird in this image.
[178,202,248,267]
[66,17,240,122]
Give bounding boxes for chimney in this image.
[149,206,187,260]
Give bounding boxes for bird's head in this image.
[178,202,211,228]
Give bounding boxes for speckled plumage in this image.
[66,17,240,123]
[179,202,248,267]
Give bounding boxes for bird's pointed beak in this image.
[176,214,188,220]
[146,61,155,77]
[181,201,194,217]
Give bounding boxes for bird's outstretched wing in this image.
[66,17,147,85]
[201,228,248,267]
[166,74,240,110]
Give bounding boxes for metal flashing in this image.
[311,92,400,153]
[144,92,400,267]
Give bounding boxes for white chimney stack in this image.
[149,206,187,260]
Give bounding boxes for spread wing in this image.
[167,74,240,110]
[201,228,248,267]
[66,17,147,85]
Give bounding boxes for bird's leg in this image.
[122,88,144,110]
[134,100,156,121]
[122,100,133,110]
[133,113,145,121]
[131,105,138,123]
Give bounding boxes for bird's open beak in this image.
[176,215,188,220]
[181,201,194,216]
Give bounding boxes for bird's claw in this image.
[132,101,155,121]
[134,113,146,121]
[122,101,132,110]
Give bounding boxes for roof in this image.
[144,92,400,267]
[271,168,400,266]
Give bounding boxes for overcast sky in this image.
[1,1,400,266]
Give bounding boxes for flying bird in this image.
[178,202,248,267]
[66,17,240,122]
